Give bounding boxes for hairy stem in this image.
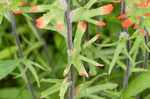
[65,0,74,99]
[121,0,131,89]
[27,0,54,69]
[143,26,149,69]
[9,11,36,99]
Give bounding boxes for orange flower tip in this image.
[133,24,139,30]
[63,71,67,77]
[14,10,22,15]
[79,73,88,78]
[95,34,100,39]
[1,3,8,5]
[136,2,147,8]
[97,64,104,67]
[79,22,87,31]
[148,33,150,36]
[21,1,27,6]
[57,23,64,31]
[121,19,133,28]
[117,14,127,19]
[140,29,145,36]
[96,22,106,26]
[102,4,114,15]
[115,0,121,3]
[30,6,40,12]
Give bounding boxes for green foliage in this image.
[0,0,150,99]
[123,72,150,98]
[0,59,22,80]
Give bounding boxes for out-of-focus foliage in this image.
[0,0,150,99]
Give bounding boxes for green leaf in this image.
[41,83,61,98]
[0,46,18,59]
[59,78,71,99]
[0,15,3,24]
[73,22,86,52]
[83,34,99,49]
[129,35,142,55]
[41,78,62,83]
[84,0,97,9]
[123,72,150,98]
[77,83,117,98]
[109,41,125,74]
[79,55,103,67]
[0,59,22,80]
[25,60,40,87]
[73,58,88,77]
[86,95,105,99]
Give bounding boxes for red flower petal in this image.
[101,4,114,15]
[118,14,127,19]
[121,19,133,28]
[96,21,106,26]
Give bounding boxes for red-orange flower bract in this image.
[1,3,8,5]
[21,1,27,6]
[136,2,147,7]
[118,14,127,19]
[121,19,133,28]
[79,73,88,78]
[78,22,87,31]
[57,23,64,31]
[133,24,139,30]
[146,0,150,5]
[101,4,114,15]
[36,16,48,29]
[95,34,100,39]
[140,29,145,36]
[115,0,121,3]
[144,13,150,17]
[30,6,40,12]
[96,22,106,26]
[14,10,22,15]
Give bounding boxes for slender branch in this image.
[85,0,89,41]
[65,0,74,99]
[27,0,54,69]
[96,3,100,43]
[121,0,131,89]
[9,11,37,99]
[143,26,149,69]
